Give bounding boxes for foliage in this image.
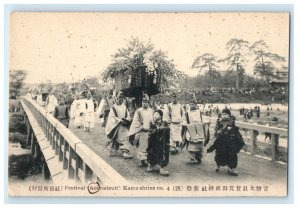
[221,38,250,89]
[9,113,27,134]
[9,70,27,98]
[191,53,220,86]
[179,71,268,90]
[250,40,286,83]
[101,37,184,91]
[222,39,250,68]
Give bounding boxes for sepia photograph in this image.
[8,12,289,197]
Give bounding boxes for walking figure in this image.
[207,108,245,176]
[146,110,170,176]
[105,91,133,159]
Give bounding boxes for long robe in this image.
[128,107,154,161]
[70,99,85,127]
[84,99,95,129]
[147,123,170,168]
[105,103,131,152]
[97,98,106,117]
[181,109,207,161]
[105,103,130,136]
[128,107,154,137]
[96,98,112,127]
[163,103,183,148]
[46,95,58,114]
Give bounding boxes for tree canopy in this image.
[221,38,250,89]
[191,53,220,86]
[9,70,27,98]
[101,37,184,91]
[251,40,286,83]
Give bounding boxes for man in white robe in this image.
[84,92,95,132]
[70,94,85,128]
[128,94,154,167]
[46,91,58,114]
[163,93,183,154]
[105,91,133,159]
[96,93,114,128]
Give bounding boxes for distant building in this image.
[270,68,289,88]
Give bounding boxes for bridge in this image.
[19,96,288,196]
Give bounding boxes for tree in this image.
[251,40,286,84]
[101,37,184,93]
[148,49,185,91]
[191,53,220,87]
[9,70,27,98]
[222,66,246,89]
[243,75,267,90]
[221,38,250,89]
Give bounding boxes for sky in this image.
[10,12,290,84]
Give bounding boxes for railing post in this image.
[75,155,80,182]
[84,163,93,183]
[55,134,61,155]
[26,127,33,147]
[47,123,51,142]
[31,133,36,156]
[271,133,279,161]
[34,143,41,160]
[59,137,64,162]
[42,160,51,180]
[63,140,69,169]
[37,112,41,126]
[52,128,57,150]
[46,121,50,141]
[24,115,29,132]
[49,125,54,145]
[41,115,46,134]
[68,147,75,179]
[250,130,259,155]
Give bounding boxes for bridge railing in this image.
[21,96,128,185]
[203,116,288,163]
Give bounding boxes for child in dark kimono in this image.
[207,108,245,176]
[146,110,170,176]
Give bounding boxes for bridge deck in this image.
[68,118,287,188]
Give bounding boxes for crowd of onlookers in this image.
[151,87,288,105]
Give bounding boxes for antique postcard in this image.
[8,12,289,197]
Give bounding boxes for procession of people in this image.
[38,88,246,177]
